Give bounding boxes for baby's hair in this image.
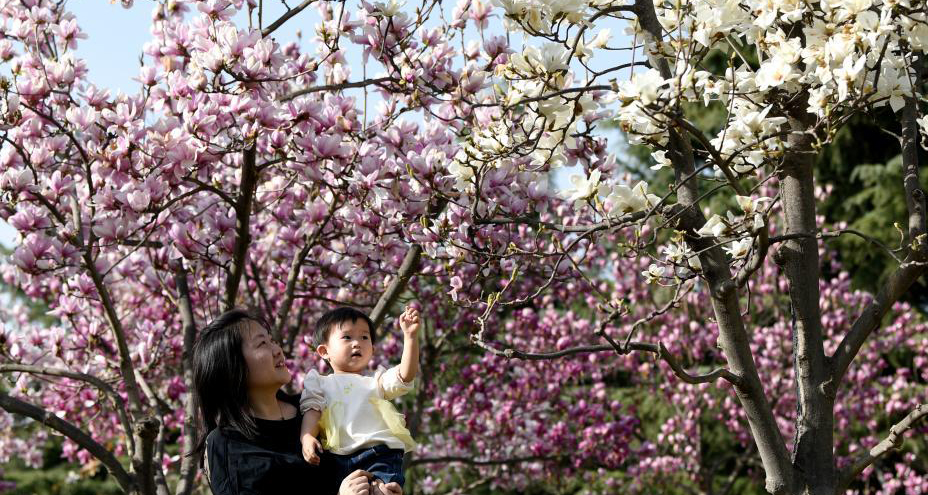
[314,307,376,347]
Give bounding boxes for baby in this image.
[299,305,420,495]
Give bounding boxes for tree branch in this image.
[223,146,259,311]
[836,404,928,492]
[369,198,448,330]
[0,364,135,459]
[369,244,423,331]
[832,72,928,387]
[408,455,565,467]
[469,335,741,387]
[173,263,201,495]
[81,249,146,416]
[273,198,339,342]
[261,0,315,38]
[0,392,135,492]
[775,114,832,489]
[634,0,794,489]
[281,77,395,102]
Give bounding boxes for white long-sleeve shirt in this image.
[300,365,416,455]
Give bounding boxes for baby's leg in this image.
[359,446,405,488]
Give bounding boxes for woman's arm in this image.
[205,430,235,495]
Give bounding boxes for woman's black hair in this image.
[314,306,376,347]
[190,308,271,456]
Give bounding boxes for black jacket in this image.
[206,393,336,495]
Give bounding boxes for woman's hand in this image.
[338,470,374,495]
[380,481,402,495]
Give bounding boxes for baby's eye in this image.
[362,336,369,340]
[342,336,351,340]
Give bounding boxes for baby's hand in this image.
[399,305,420,336]
[301,434,322,465]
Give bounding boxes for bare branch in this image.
[769,229,903,263]
[470,333,741,387]
[408,455,565,467]
[836,404,928,492]
[81,248,146,416]
[0,392,135,492]
[832,77,928,387]
[475,210,647,233]
[281,77,395,102]
[262,0,315,38]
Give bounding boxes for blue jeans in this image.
[326,444,405,487]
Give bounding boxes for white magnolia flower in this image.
[732,105,788,136]
[642,263,666,284]
[511,43,569,75]
[687,254,703,271]
[661,243,688,264]
[735,195,773,215]
[697,213,731,238]
[724,238,753,259]
[875,67,913,113]
[374,0,406,16]
[650,150,672,170]
[841,0,872,15]
[588,29,611,49]
[605,181,661,215]
[619,69,666,106]
[755,56,797,90]
[545,0,588,24]
[562,170,601,203]
[833,55,867,102]
[908,23,928,51]
[918,115,928,137]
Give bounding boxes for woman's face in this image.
[241,321,291,391]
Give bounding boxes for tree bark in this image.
[634,1,794,491]
[0,392,136,493]
[224,146,259,311]
[775,122,833,495]
[175,264,201,495]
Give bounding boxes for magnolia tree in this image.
[0,0,927,494]
[404,0,928,493]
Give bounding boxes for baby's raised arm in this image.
[398,305,420,383]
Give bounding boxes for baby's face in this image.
[320,319,374,373]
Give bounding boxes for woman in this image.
[191,308,402,495]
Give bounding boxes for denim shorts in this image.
[325,444,405,487]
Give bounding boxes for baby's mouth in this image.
[351,351,362,358]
